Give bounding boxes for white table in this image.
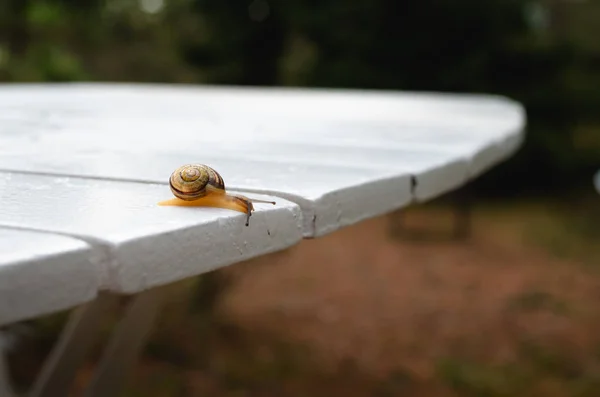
[0,83,525,396]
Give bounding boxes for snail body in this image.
[159,164,275,226]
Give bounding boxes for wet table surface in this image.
[0,83,525,325]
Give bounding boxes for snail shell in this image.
[169,164,225,201]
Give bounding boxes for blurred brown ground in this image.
[56,198,600,396]
[220,201,600,388]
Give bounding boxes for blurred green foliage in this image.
[0,0,598,195]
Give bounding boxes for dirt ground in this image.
[10,199,600,397]
[224,212,598,371]
[204,201,600,396]
[114,199,600,396]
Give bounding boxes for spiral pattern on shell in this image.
[169,164,225,201]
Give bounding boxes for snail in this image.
[157,164,275,226]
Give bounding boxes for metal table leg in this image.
[0,333,16,397]
[83,287,167,397]
[452,191,473,240]
[29,293,119,397]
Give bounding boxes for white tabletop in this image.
[0,228,98,325]
[0,83,525,324]
[0,172,302,294]
[0,83,524,236]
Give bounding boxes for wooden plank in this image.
[0,228,99,326]
[0,173,302,294]
[0,84,525,237]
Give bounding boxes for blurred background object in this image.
[1,0,599,396]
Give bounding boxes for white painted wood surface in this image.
[0,83,526,324]
[0,83,524,236]
[0,172,302,295]
[0,228,98,325]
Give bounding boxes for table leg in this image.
[29,292,119,397]
[82,287,167,397]
[389,192,473,241]
[452,192,472,240]
[0,333,16,397]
